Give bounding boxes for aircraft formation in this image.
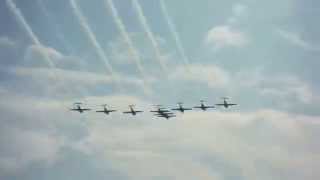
[70,97,237,119]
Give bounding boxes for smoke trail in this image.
[5,0,78,101]
[159,0,190,67]
[36,0,74,54]
[69,0,118,85]
[6,0,56,70]
[104,0,151,94]
[131,0,168,73]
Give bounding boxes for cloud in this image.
[235,70,317,105]
[132,0,169,73]
[205,3,250,51]
[0,36,15,47]
[1,89,320,179]
[205,25,249,50]
[170,64,230,88]
[0,128,64,174]
[227,3,249,24]
[0,37,22,67]
[168,63,318,106]
[24,44,88,71]
[0,94,67,175]
[259,76,314,104]
[72,106,320,180]
[108,34,142,65]
[0,43,150,98]
[0,66,146,99]
[276,29,320,51]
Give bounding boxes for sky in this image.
[0,0,319,179]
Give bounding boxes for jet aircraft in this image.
[150,105,170,114]
[155,112,176,120]
[151,105,175,119]
[171,102,192,113]
[70,103,91,113]
[193,100,215,111]
[216,97,237,108]
[123,105,143,116]
[96,104,117,115]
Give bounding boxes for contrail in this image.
[36,0,74,54]
[6,0,75,100]
[159,0,190,67]
[104,0,151,94]
[69,0,118,86]
[6,0,55,69]
[37,0,93,100]
[131,0,168,73]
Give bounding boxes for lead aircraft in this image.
[216,97,237,108]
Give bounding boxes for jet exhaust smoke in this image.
[104,0,151,95]
[6,0,75,99]
[69,0,119,87]
[159,0,190,67]
[36,0,74,54]
[131,0,168,74]
[6,0,56,69]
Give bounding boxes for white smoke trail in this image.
[69,0,118,86]
[36,0,74,54]
[6,0,56,69]
[36,0,93,102]
[6,0,77,101]
[159,0,190,67]
[131,0,168,73]
[104,0,151,94]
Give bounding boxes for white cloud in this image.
[235,70,317,105]
[205,3,250,51]
[170,64,230,88]
[13,67,113,85]
[72,106,320,180]
[0,36,15,47]
[1,66,146,99]
[276,29,320,51]
[259,77,314,104]
[205,25,249,50]
[227,3,249,24]
[0,128,64,173]
[169,64,318,106]
[24,44,89,70]
[1,91,320,179]
[232,4,248,17]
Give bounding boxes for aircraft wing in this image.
[135,111,144,113]
[183,108,193,110]
[228,104,237,106]
[193,106,202,109]
[215,104,225,106]
[150,110,170,113]
[159,115,176,118]
[82,109,91,111]
[154,113,174,116]
[123,111,133,114]
[109,110,117,112]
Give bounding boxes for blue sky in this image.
[0,0,319,179]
